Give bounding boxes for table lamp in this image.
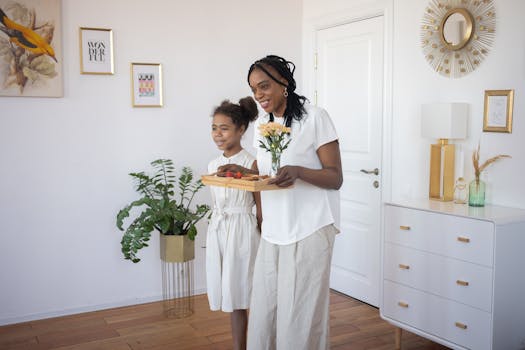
[421,103,468,201]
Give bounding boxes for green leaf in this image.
[116,208,129,230]
[159,219,170,233]
[187,225,197,240]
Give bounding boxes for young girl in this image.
[206,97,260,350]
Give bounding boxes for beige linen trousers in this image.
[247,224,338,350]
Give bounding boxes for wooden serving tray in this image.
[201,175,287,192]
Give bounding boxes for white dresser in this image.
[381,200,525,350]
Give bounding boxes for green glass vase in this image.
[468,179,486,207]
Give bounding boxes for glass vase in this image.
[269,151,281,178]
[454,177,468,204]
[468,179,486,207]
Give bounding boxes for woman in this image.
[219,55,342,350]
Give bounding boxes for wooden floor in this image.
[0,291,449,350]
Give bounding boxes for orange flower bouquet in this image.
[258,122,291,177]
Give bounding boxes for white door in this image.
[316,16,384,306]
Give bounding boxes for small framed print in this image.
[483,89,514,133]
[131,63,163,107]
[79,27,114,74]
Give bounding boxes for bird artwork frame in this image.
[0,0,62,97]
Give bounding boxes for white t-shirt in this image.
[253,104,340,245]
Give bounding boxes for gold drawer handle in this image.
[398,301,409,308]
[456,280,469,286]
[455,322,468,330]
[398,264,410,270]
[399,225,411,231]
[457,236,470,243]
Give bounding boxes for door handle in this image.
[360,168,379,175]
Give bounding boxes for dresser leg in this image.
[395,327,402,349]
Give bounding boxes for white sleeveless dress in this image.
[206,149,260,312]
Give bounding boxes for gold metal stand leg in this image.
[395,327,402,350]
[162,259,194,318]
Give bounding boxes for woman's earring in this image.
[283,87,288,97]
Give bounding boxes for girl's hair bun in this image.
[239,96,258,122]
[212,96,258,131]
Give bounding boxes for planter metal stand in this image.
[160,235,195,318]
[161,259,194,318]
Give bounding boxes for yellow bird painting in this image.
[0,8,57,62]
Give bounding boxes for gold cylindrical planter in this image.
[160,234,195,318]
[160,234,195,262]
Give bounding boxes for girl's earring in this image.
[283,87,288,97]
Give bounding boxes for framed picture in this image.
[79,27,114,74]
[0,0,63,97]
[131,63,163,107]
[483,89,514,133]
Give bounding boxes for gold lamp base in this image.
[429,139,455,201]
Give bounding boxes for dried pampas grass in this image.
[472,143,511,181]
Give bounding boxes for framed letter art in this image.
[130,63,163,107]
[0,0,63,97]
[79,27,114,74]
[483,89,514,133]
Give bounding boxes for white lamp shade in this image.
[421,103,468,139]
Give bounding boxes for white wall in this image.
[304,0,525,208]
[391,0,525,207]
[0,0,302,325]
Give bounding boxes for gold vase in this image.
[160,234,195,262]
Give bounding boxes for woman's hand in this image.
[268,166,300,187]
[268,141,343,190]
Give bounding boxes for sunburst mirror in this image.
[421,0,496,78]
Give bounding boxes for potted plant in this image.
[116,159,210,263]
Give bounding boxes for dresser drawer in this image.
[383,280,492,350]
[385,205,495,267]
[384,242,493,312]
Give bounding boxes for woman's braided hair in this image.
[247,55,307,127]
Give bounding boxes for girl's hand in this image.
[216,164,257,176]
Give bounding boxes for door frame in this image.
[302,0,394,301]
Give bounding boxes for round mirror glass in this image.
[440,9,473,50]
